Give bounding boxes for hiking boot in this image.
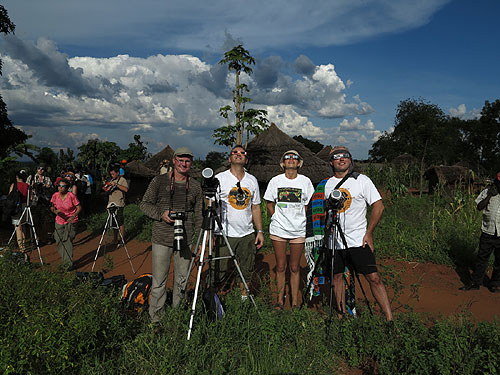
[459,283,480,291]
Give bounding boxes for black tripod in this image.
[306,206,372,338]
[7,186,43,264]
[182,196,258,340]
[91,204,135,274]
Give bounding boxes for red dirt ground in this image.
[10,230,500,322]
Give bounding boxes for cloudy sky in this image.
[1,0,499,159]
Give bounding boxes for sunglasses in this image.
[231,150,247,156]
[58,184,68,188]
[64,174,74,178]
[284,154,300,160]
[37,167,45,170]
[331,153,351,160]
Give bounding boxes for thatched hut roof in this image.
[124,160,157,178]
[424,165,474,186]
[316,145,333,163]
[392,153,418,167]
[144,145,175,171]
[246,123,331,184]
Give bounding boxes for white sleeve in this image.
[263,177,276,202]
[363,176,382,205]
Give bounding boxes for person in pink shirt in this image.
[50,178,81,270]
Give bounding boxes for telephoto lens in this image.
[173,219,184,251]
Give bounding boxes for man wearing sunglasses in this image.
[323,146,392,320]
[214,145,264,300]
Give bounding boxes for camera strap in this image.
[169,172,190,213]
[334,171,352,190]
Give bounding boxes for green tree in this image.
[77,139,121,174]
[292,135,324,153]
[369,98,463,166]
[118,134,150,162]
[204,151,228,171]
[0,5,33,170]
[213,45,269,147]
[36,147,58,168]
[460,100,500,174]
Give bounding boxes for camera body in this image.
[107,202,118,214]
[201,168,220,198]
[327,189,346,211]
[169,211,187,251]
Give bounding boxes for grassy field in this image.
[1,254,500,375]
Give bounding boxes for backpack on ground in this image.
[202,287,225,321]
[121,273,152,313]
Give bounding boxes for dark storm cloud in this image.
[293,55,315,77]
[254,56,283,88]
[1,35,96,96]
[191,62,229,97]
[144,82,177,94]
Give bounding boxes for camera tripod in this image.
[7,187,43,264]
[182,196,258,340]
[306,206,372,339]
[91,205,135,274]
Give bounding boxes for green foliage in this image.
[203,151,228,170]
[118,134,150,162]
[214,45,269,147]
[0,255,133,374]
[293,135,324,153]
[77,139,122,173]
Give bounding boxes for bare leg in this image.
[333,272,345,315]
[272,240,287,306]
[15,225,26,252]
[365,272,393,321]
[289,243,304,307]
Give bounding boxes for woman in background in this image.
[50,178,81,270]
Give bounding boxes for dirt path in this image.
[17,230,500,321]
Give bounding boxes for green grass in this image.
[1,254,499,375]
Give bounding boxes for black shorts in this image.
[333,246,378,275]
[113,206,124,226]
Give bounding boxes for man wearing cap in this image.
[214,145,264,299]
[140,147,203,324]
[319,146,392,320]
[106,164,129,245]
[460,172,500,293]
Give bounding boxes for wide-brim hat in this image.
[280,149,303,169]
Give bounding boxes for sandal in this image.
[273,303,284,311]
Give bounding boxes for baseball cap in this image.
[174,147,194,158]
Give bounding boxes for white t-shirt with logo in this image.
[215,169,261,237]
[264,174,314,238]
[324,174,382,249]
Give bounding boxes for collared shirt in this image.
[476,187,500,236]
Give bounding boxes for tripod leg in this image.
[91,214,111,272]
[181,226,205,296]
[27,208,44,265]
[112,213,136,274]
[187,230,210,340]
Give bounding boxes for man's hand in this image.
[488,184,498,196]
[255,232,264,249]
[362,232,374,252]
[161,210,174,223]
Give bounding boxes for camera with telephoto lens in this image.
[327,189,346,211]
[169,211,187,251]
[201,168,220,198]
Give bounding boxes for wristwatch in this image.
[257,230,264,233]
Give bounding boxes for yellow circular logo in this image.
[337,188,352,213]
[228,187,251,210]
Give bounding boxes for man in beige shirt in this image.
[106,164,129,245]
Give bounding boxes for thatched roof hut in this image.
[316,145,332,163]
[246,123,331,185]
[144,145,175,172]
[124,160,157,178]
[424,165,474,193]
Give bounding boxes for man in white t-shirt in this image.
[215,145,264,299]
[325,146,392,321]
